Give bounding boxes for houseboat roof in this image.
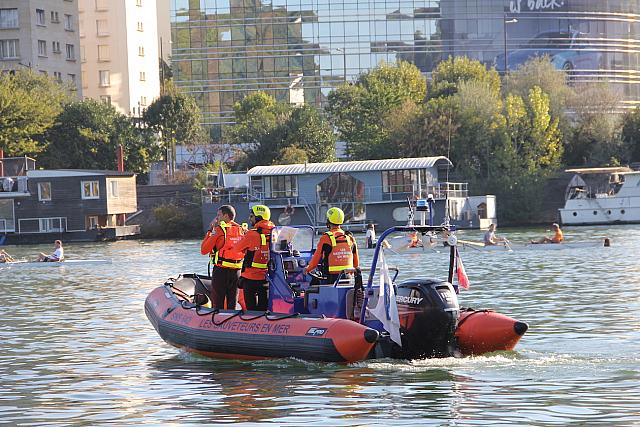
[247,156,452,176]
[565,167,634,174]
[27,170,135,178]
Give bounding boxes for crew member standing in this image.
[303,207,359,284]
[200,205,245,309]
[231,205,275,311]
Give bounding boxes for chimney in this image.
[116,145,124,172]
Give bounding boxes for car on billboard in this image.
[494,30,602,73]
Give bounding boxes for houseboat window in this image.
[38,182,52,201]
[264,176,297,198]
[0,200,15,232]
[39,218,65,233]
[382,170,427,194]
[110,181,119,198]
[87,216,99,229]
[477,202,487,219]
[317,173,364,203]
[81,181,100,199]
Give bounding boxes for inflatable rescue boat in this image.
[145,225,528,361]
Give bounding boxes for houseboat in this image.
[0,157,140,244]
[559,167,640,226]
[201,157,496,230]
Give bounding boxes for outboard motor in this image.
[395,279,460,358]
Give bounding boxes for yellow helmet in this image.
[251,204,271,221]
[326,207,345,225]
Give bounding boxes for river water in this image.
[1,225,639,426]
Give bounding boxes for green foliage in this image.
[430,56,501,99]
[0,70,70,155]
[39,99,161,173]
[326,61,426,159]
[621,106,640,162]
[145,203,202,238]
[226,92,335,168]
[142,85,205,159]
[564,83,623,166]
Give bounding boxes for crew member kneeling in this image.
[231,204,275,311]
[201,205,245,309]
[303,207,359,284]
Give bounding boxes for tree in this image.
[142,82,204,172]
[0,70,69,155]
[564,82,623,166]
[504,57,571,120]
[621,106,640,163]
[226,92,335,168]
[40,99,161,173]
[326,61,426,159]
[429,56,501,100]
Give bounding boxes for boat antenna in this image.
[443,106,453,226]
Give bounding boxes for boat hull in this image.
[145,286,379,363]
[455,309,528,355]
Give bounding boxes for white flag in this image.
[368,249,402,347]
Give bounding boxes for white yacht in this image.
[559,167,640,225]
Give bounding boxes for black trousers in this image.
[240,277,268,311]
[211,267,240,309]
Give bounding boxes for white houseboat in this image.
[559,167,640,225]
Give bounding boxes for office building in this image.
[170,1,640,135]
[0,0,82,93]
[79,0,162,115]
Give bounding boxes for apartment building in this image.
[79,0,161,115]
[0,0,82,93]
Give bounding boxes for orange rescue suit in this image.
[231,219,276,281]
[307,228,359,274]
[200,220,245,269]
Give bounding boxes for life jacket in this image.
[212,221,245,269]
[243,220,275,271]
[323,229,355,274]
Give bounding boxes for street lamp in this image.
[503,16,518,75]
[335,48,346,82]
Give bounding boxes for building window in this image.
[81,71,87,88]
[68,73,76,84]
[65,44,75,60]
[100,95,111,104]
[37,40,47,57]
[36,9,45,26]
[0,39,19,59]
[0,9,19,29]
[95,0,108,11]
[136,0,142,6]
[139,71,146,81]
[50,11,59,23]
[80,45,86,62]
[96,19,108,36]
[140,96,147,106]
[97,45,109,61]
[138,46,144,56]
[38,182,51,201]
[79,19,84,37]
[81,181,100,199]
[137,22,143,32]
[64,14,73,31]
[52,41,61,53]
[98,70,110,87]
[263,176,298,198]
[53,71,62,82]
[39,218,65,233]
[110,181,119,198]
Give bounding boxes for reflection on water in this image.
[1,225,639,425]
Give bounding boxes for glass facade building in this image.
[170,0,640,135]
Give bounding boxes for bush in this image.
[142,203,202,238]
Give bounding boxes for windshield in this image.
[271,226,315,253]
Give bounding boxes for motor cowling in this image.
[395,279,460,358]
